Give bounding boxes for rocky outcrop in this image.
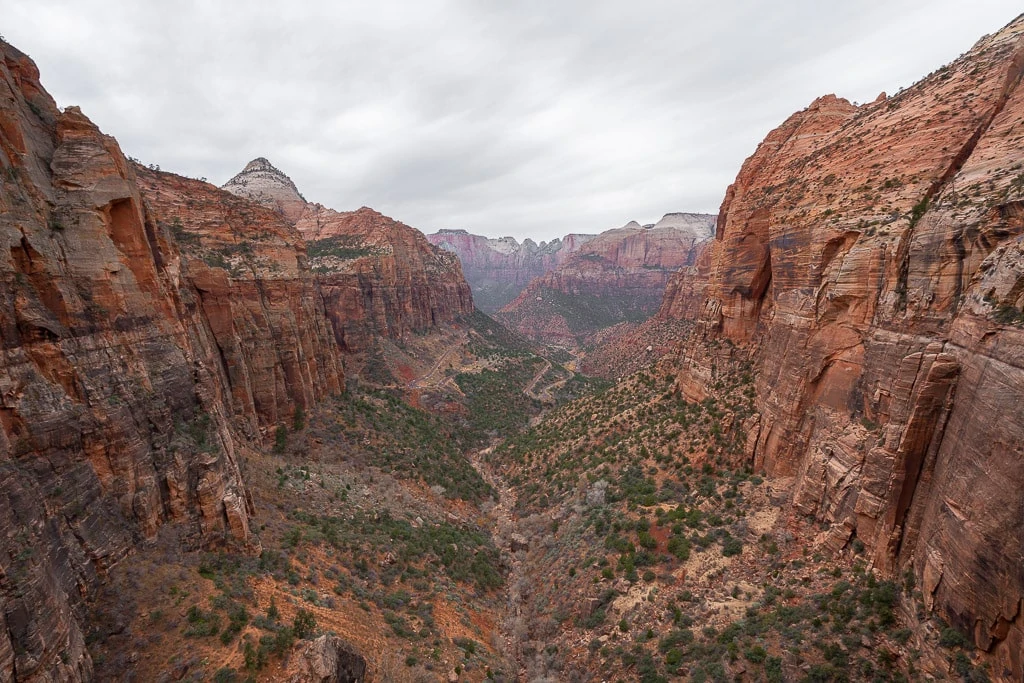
[669,16,1024,679]
[221,157,308,224]
[497,215,714,345]
[425,229,595,312]
[286,635,367,683]
[222,160,476,352]
[0,41,344,681]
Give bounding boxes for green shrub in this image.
[292,609,316,640]
[722,537,743,557]
[273,425,288,453]
[213,668,238,683]
[184,606,220,637]
[939,625,970,649]
[667,536,691,560]
[744,645,767,663]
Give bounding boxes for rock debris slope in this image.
[665,16,1024,678]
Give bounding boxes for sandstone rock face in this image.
[669,17,1024,679]
[221,157,308,224]
[223,161,476,352]
[286,635,367,683]
[135,166,345,433]
[297,206,475,352]
[425,229,595,312]
[497,215,714,345]
[0,42,344,680]
[657,237,713,322]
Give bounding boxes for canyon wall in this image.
[297,206,475,352]
[497,214,714,346]
[0,41,344,680]
[426,229,594,312]
[223,161,475,353]
[669,17,1024,678]
[135,166,345,432]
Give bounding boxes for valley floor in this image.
[87,329,992,682]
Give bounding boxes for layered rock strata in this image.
[223,161,475,352]
[0,41,343,680]
[668,17,1024,678]
[135,166,345,433]
[297,206,475,352]
[221,157,307,224]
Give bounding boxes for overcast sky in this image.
[2,2,1021,241]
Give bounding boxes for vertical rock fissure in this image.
[890,360,959,563]
[893,38,1024,313]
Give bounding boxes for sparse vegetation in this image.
[306,236,378,261]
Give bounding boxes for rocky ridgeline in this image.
[223,160,475,351]
[495,214,715,346]
[659,16,1024,679]
[425,229,596,312]
[0,40,469,680]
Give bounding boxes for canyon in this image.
[0,11,1022,683]
[425,229,594,313]
[494,214,715,347]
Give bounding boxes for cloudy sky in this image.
[2,1,1021,241]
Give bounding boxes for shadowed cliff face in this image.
[497,216,714,346]
[666,17,1024,678]
[0,42,344,680]
[134,166,345,432]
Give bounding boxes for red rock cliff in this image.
[0,41,343,680]
[669,17,1024,678]
[222,160,476,352]
[135,166,345,433]
[299,206,475,351]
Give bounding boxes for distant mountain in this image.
[425,229,595,312]
[221,156,308,223]
[494,214,715,346]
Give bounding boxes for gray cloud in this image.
[2,0,1020,240]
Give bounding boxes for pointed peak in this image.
[242,157,283,174]
[222,157,307,222]
[353,206,385,218]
